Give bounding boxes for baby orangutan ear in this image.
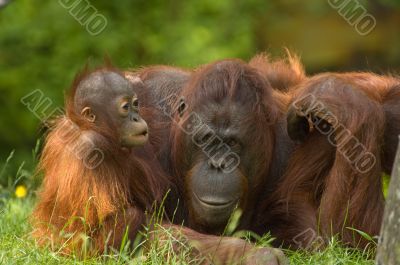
[81,107,96,122]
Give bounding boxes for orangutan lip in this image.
[193,192,234,208]
[131,129,148,137]
[130,130,148,139]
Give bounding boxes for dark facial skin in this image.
[74,71,148,147]
[180,99,251,230]
[171,60,275,233]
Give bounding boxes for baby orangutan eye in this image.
[132,98,139,110]
[121,102,130,112]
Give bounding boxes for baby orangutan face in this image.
[74,70,148,147]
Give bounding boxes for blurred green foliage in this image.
[0,0,399,193]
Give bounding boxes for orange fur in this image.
[260,71,400,250]
[31,66,287,264]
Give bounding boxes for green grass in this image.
[0,196,375,265]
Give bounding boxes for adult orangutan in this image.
[159,59,296,235]
[258,71,400,250]
[31,66,287,265]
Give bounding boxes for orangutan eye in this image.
[203,132,213,142]
[226,138,238,147]
[121,102,130,112]
[132,98,139,109]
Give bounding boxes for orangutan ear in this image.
[286,105,310,142]
[177,97,187,118]
[81,107,96,123]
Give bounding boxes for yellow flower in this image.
[15,185,27,198]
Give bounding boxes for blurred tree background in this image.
[0,0,399,194]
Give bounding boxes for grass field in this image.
[0,196,376,265]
